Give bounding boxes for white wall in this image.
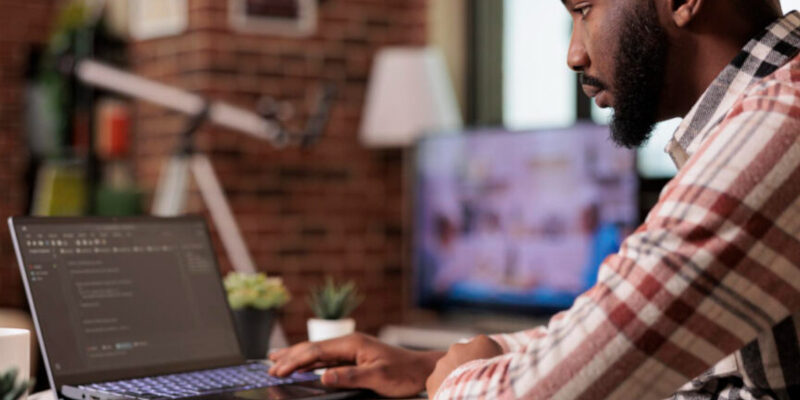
[503,0,575,130]
[782,0,800,11]
[428,0,467,120]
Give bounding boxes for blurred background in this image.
[1,0,800,376]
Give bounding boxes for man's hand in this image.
[268,333,445,398]
[425,335,503,398]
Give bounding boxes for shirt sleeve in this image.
[433,84,800,399]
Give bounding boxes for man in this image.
[269,0,800,398]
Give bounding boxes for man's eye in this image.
[574,5,591,18]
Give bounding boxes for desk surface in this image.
[32,389,426,400]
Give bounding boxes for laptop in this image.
[8,216,361,400]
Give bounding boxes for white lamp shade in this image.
[360,47,463,147]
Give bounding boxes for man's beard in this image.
[608,0,669,149]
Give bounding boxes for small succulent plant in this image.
[0,368,33,400]
[307,278,363,320]
[223,272,291,310]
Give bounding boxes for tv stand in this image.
[378,311,549,350]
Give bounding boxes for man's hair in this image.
[732,0,782,18]
[766,0,783,12]
[725,0,783,34]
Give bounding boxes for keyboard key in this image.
[80,364,317,399]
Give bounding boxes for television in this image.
[413,125,638,314]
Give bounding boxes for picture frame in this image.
[229,0,318,37]
[129,0,188,40]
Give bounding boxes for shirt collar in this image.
[665,11,800,168]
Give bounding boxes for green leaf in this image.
[0,369,33,400]
[306,277,363,319]
[224,272,291,310]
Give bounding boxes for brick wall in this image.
[0,0,62,307]
[131,0,427,342]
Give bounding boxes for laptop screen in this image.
[9,216,244,387]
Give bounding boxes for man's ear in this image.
[668,0,703,27]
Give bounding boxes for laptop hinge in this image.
[62,385,130,400]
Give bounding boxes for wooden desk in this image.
[31,389,426,400]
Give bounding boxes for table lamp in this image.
[359,47,462,321]
[360,47,462,147]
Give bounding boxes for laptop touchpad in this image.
[234,385,327,400]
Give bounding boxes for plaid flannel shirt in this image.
[434,12,800,400]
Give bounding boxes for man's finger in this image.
[271,335,363,376]
[320,366,379,389]
[296,361,333,373]
[267,348,288,361]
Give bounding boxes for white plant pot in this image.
[0,328,30,400]
[307,318,355,342]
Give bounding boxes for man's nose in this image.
[567,31,589,72]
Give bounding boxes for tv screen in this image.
[413,125,638,313]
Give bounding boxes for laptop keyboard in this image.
[81,363,318,399]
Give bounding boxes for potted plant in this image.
[224,272,290,360]
[0,368,32,400]
[306,278,363,342]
